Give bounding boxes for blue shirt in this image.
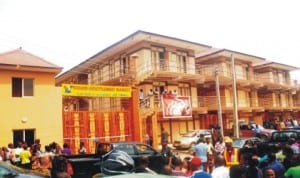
[194,142,208,162]
[191,170,212,178]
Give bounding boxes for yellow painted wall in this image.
[0,70,63,147]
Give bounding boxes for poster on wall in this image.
[161,94,192,118]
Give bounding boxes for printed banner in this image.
[62,84,131,97]
[162,94,192,118]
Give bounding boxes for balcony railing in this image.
[138,95,299,111]
[85,58,298,89]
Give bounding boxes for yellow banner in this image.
[62,84,131,97]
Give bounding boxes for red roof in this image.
[0,48,60,67]
[0,48,62,74]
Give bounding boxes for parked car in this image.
[173,129,211,149]
[238,123,275,140]
[250,123,276,141]
[0,162,50,178]
[267,130,300,151]
[66,141,164,178]
[283,126,300,130]
[232,137,263,149]
[101,142,164,173]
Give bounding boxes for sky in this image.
[0,0,300,79]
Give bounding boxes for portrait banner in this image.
[161,94,192,118]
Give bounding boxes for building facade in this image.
[56,31,300,150]
[0,48,63,147]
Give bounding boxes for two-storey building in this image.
[56,31,300,150]
[0,48,63,147]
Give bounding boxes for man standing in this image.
[194,135,208,171]
[190,157,212,178]
[211,155,229,178]
[161,140,173,166]
[223,140,239,168]
[161,128,169,143]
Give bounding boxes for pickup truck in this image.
[64,141,164,178]
[267,130,300,151]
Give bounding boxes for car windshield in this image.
[232,139,245,148]
[182,131,197,137]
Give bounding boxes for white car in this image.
[173,129,211,149]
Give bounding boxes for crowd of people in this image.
[157,132,300,178]
[0,139,84,178]
[2,131,300,178]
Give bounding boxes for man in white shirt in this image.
[211,155,229,178]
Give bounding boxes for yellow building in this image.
[56,31,300,150]
[0,48,63,147]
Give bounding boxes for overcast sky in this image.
[0,0,299,79]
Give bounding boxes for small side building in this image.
[0,48,63,147]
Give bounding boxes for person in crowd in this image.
[51,155,72,178]
[36,145,54,176]
[207,153,215,174]
[50,142,62,155]
[262,153,285,178]
[19,142,31,169]
[214,136,226,155]
[78,142,87,154]
[253,124,261,138]
[287,138,299,154]
[274,144,285,163]
[229,165,247,178]
[182,156,192,176]
[161,140,173,166]
[7,143,15,163]
[31,143,42,170]
[194,135,208,171]
[282,145,295,170]
[61,143,72,155]
[96,143,108,156]
[146,89,153,107]
[2,146,11,163]
[223,140,239,168]
[171,156,187,177]
[31,139,41,153]
[161,165,172,175]
[134,155,157,174]
[263,167,277,178]
[284,154,300,178]
[246,156,263,178]
[211,154,229,178]
[161,127,169,143]
[139,89,144,105]
[14,141,24,166]
[189,156,212,178]
[205,137,215,156]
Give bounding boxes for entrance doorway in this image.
[13,129,35,147]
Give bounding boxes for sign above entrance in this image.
[62,84,131,97]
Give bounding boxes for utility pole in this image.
[231,54,239,138]
[215,64,224,137]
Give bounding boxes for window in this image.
[12,77,34,97]
[176,51,188,73]
[121,56,129,74]
[151,46,165,70]
[13,129,35,147]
